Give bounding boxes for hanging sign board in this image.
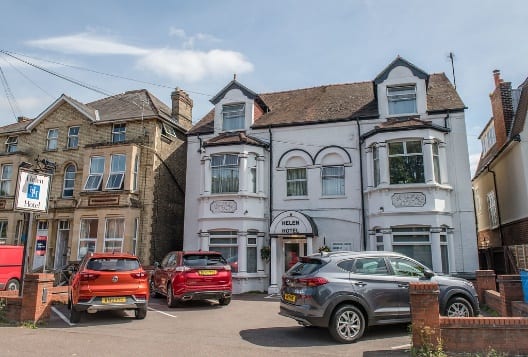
[14,169,52,213]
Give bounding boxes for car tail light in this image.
[298,277,328,287]
[130,271,147,279]
[80,272,100,281]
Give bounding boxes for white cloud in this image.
[26,33,148,55]
[25,31,252,83]
[136,48,254,82]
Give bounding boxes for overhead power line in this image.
[0,64,21,120]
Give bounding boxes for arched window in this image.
[63,164,76,198]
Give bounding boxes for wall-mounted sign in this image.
[391,192,426,208]
[35,236,47,256]
[210,200,237,213]
[15,169,52,213]
[270,211,317,236]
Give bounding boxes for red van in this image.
[0,245,23,291]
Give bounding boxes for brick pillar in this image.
[410,282,441,350]
[497,274,523,317]
[20,273,55,323]
[476,270,496,304]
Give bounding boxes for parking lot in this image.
[0,294,411,356]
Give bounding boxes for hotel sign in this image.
[270,210,316,236]
[15,169,52,213]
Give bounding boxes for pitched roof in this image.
[189,72,463,135]
[0,89,183,135]
[87,89,173,122]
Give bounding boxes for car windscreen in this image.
[86,258,140,271]
[287,257,325,276]
[183,254,227,267]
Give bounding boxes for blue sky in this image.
[1,0,528,174]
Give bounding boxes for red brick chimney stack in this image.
[493,69,502,87]
[489,69,513,148]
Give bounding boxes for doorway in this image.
[283,238,307,272]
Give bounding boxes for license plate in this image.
[284,293,296,303]
[101,297,126,304]
[198,270,217,276]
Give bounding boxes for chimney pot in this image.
[493,69,501,87]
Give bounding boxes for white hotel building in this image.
[183,57,478,293]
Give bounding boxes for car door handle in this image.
[398,283,409,288]
[354,282,366,287]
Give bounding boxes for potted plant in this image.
[260,246,271,261]
[318,245,331,253]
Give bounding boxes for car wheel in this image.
[150,280,161,298]
[6,279,20,291]
[70,307,81,323]
[218,297,231,306]
[135,307,147,319]
[444,297,474,317]
[167,284,178,308]
[329,305,365,343]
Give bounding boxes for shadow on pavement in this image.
[240,323,409,348]
[363,350,410,356]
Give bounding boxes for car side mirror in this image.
[423,270,435,279]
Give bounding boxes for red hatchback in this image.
[69,252,149,323]
[150,251,232,307]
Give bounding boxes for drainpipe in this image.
[355,118,367,250]
[268,126,273,285]
[487,166,504,247]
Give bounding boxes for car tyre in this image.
[70,307,81,323]
[135,307,147,319]
[6,278,20,291]
[329,305,365,343]
[167,284,179,308]
[444,296,474,317]
[218,297,231,306]
[150,280,161,298]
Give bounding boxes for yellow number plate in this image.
[198,270,217,276]
[101,297,126,304]
[284,293,296,303]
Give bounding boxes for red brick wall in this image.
[475,270,496,303]
[484,290,501,312]
[410,281,528,355]
[502,218,528,246]
[497,275,523,316]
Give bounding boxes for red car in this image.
[68,252,149,323]
[0,245,23,291]
[150,251,232,307]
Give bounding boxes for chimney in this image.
[17,116,30,123]
[171,88,193,130]
[489,69,513,148]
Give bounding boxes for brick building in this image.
[472,70,528,273]
[0,88,191,270]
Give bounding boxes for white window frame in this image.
[322,165,345,196]
[133,155,139,191]
[132,218,139,255]
[432,141,441,183]
[5,136,17,153]
[0,220,7,245]
[286,168,307,197]
[0,164,13,197]
[67,126,79,149]
[209,231,238,272]
[388,140,425,184]
[387,85,417,115]
[211,154,239,194]
[104,218,125,253]
[47,128,59,150]
[106,154,126,190]
[487,191,499,228]
[112,123,126,143]
[246,232,258,273]
[62,164,76,198]
[222,103,245,131]
[78,218,98,259]
[84,156,105,191]
[391,226,432,268]
[373,145,380,187]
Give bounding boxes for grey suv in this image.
[279,251,479,343]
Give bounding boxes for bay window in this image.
[211,154,239,194]
[209,231,238,271]
[106,154,126,190]
[389,140,424,184]
[84,156,105,191]
[79,218,98,259]
[104,218,125,253]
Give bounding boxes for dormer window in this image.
[387,85,417,115]
[222,103,245,131]
[481,125,496,154]
[5,136,17,153]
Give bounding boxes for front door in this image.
[283,239,307,272]
[54,220,70,269]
